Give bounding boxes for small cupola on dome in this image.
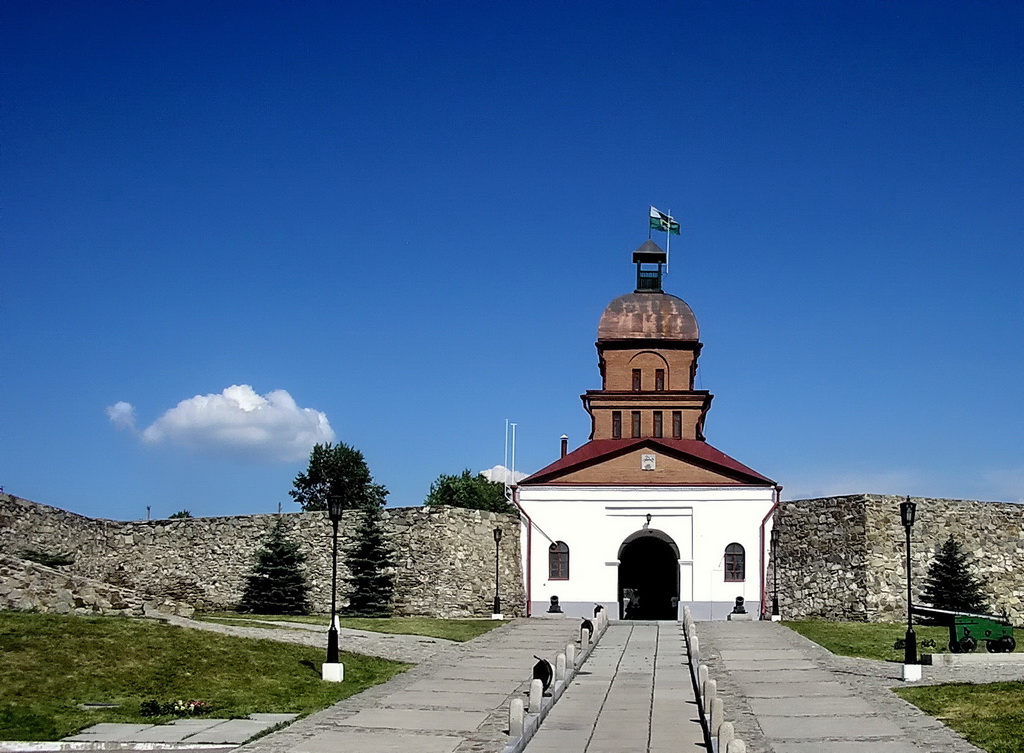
[632,239,667,292]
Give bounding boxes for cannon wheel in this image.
[959,636,978,653]
[1000,636,1016,653]
[986,640,1000,653]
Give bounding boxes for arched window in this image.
[549,541,569,580]
[724,543,745,582]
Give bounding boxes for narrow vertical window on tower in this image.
[653,411,663,438]
[655,369,665,391]
[672,411,682,439]
[549,542,569,580]
[724,543,745,581]
[632,369,642,392]
[631,411,641,438]
[612,411,622,439]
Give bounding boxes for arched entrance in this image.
[618,529,680,620]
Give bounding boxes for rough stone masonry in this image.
[0,492,525,618]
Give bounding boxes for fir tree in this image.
[238,519,311,615]
[921,536,988,617]
[343,505,395,617]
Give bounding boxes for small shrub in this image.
[168,510,192,519]
[139,699,211,717]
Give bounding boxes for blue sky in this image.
[3,1,1022,520]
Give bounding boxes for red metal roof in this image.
[519,438,776,486]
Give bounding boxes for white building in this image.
[516,240,780,620]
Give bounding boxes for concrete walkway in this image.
[239,617,582,753]
[161,615,454,664]
[698,620,993,753]
[524,622,704,753]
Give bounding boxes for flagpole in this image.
[665,208,671,276]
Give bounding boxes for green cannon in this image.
[913,605,1016,653]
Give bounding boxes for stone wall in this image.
[773,495,1024,623]
[0,493,525,618]
[0,554,194,617]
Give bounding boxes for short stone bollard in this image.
[509,697,524,738]
[566,643,576,669]
[697,664,708,697]
[726,739,746,753]
[581,627,590,651]
[703,678,717,714]
[683,605,692,625]
[529,678,543,713]
[556,652,566,683]
[718,720,735,750]
[690,635,700,662]
[710,697,724,735]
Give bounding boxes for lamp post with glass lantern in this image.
[492,527,503,619]
[900,497,920,681]
[322,494,344,681]
[770,526,781,621]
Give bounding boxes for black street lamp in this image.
[326,494,343,665]
[492,527,503,615]
[900,497,918,669]
[771,527,781,619]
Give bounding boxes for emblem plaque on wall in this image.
[641,454,656,471]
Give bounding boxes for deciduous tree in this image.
[424,469,513,513]
[289,442,388,512]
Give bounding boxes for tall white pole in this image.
[503,418,509,489]
[666,208,671,276]
[510,423,517,481]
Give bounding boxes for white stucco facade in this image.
[518,484,776,620]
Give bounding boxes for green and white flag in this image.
[649,206,680,235]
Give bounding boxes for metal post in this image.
[493,527,502,615]
[327,514,340,664]
[771,527,780,618]
[904,522,916,665]
[900,497,918,669]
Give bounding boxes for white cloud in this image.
[106,401,137,431]
[481,464,528,485]
[113,385,335,462]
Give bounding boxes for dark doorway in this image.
[618,533,679,620]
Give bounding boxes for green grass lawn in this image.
[895,682,1024,753]
[0,611,410,741]
[196,613,506,642]
[784,619,961,661]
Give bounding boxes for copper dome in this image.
[597,292,699,341]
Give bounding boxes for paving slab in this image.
[747,695,876,716]
[335,708,487,731]
[62,724,155,741]
[758,714,907,739]
[185,720,270,744]
[772,743,924,753]
[286,730,464,753]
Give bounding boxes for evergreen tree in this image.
[343,505,395,617]
[921,536,988,617]
[424,469,514,513]
[238,519,311,615]
[290,442,388,512]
